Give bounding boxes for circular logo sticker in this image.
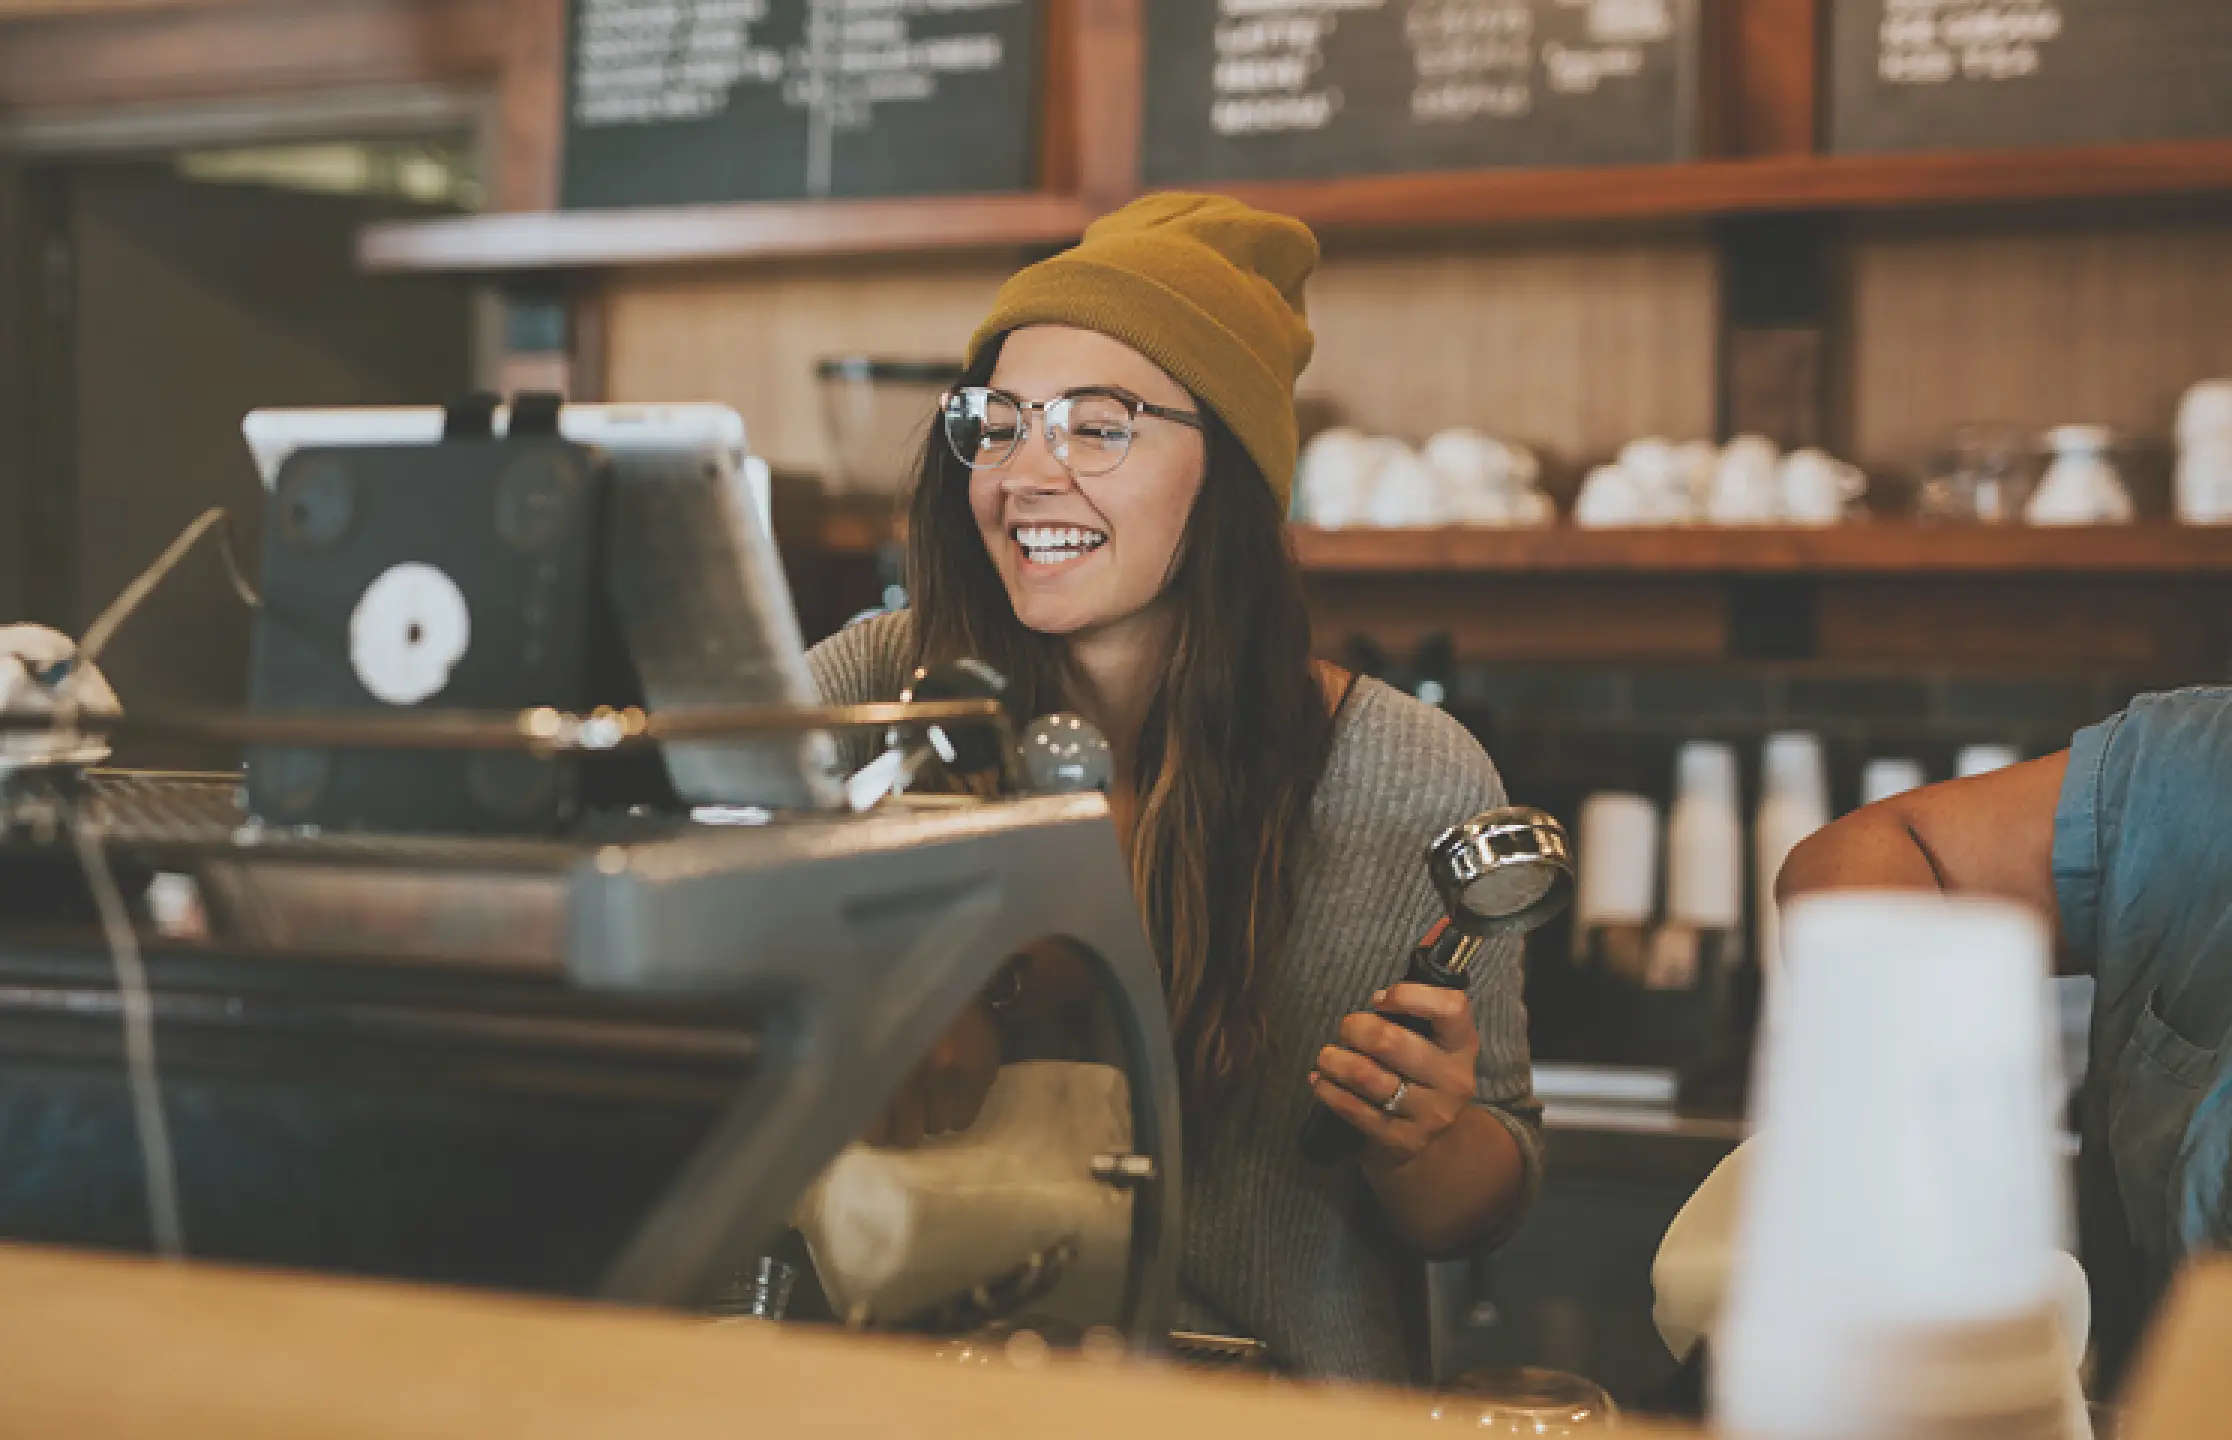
[348,562,471,706]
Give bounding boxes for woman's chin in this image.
[1006,598,1096,637]
[1001,581,1115,638]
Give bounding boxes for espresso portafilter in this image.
[1299,807,1574,1165]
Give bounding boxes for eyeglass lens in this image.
[944,389,1137,478]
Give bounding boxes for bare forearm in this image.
[1364,1105,1527,1257]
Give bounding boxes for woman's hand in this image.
[1309,983,1479,1172]
[863,998,1001,1149]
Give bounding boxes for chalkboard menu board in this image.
[1142,0,1703,187]
[563,0,1041,209]
[1829,0,2232,153]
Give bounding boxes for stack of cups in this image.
[1666,743,1743,935]
[1714,893,2083,1440]
[2178,379,2232,526]
[1957,744,2022,780]
[1573,793,1661,962]
[1754,733,1830,994]
[1860,758,1927,807]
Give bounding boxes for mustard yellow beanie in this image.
[967,192,1319,511]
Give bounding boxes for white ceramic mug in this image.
[2177,440,2232,526]
[1574,464,1645,528]
[1296,428,1374,529]
[1709,435,1784,525]
[1779,449,1867,527]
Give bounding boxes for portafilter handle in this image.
[1299,806,1573,1166]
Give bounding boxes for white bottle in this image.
[1755,733,1830,994]
[1956,744,2022,779]
[1667,744,1742,928]
[1859,757,1927,808]
[1660,742,1745,992]
[2176,379,2232,526]
[1574,792,1661,982]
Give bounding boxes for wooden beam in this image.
[1071,0,1141,209]
[360,191,1093,271]
[495,0,564,211]
[1220,141,2232,234]
[1726,0,1819,157]
[1035,0,1079,196]
[0,0,506,116]
[1289,524,2232,576]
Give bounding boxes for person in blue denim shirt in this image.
[1779,687,2232,1395]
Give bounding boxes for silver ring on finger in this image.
[1381,1079,1409,1117]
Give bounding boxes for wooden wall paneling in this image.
[1305,575,1730,664]
[8,167,72,628]
[0,159,22,622]
[1070,0,1141,208]
[495,0,564,212]
[0,0,259,14]
[602,257,1020,473]
[1815,577,2232,676]
[566,280,607,400]
[1718,213,1832,446]
[1844,206,2232,472]
[1297,238,1720,484]
[1309,572,2232,674]
[1035,0,1078,196]
[0,0,506,116]
[1723,0,1819,157]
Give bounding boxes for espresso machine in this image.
[0,402,1184,1349]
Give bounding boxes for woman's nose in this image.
[1000,420,1073,494]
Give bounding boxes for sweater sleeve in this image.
[1314,684,1545,1248]
[804,610,919,774]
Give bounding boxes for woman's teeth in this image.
[1014,525,1108,566]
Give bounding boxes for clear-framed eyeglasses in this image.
[941,384,1205,480]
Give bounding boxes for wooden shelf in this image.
[357,192,1095,273]
[359,140,2232,273]
[1291,524,2232,576]
[1231,140,2232,237]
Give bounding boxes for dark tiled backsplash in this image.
[1439,661,2164,818]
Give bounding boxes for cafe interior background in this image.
[1,0,2230,1432]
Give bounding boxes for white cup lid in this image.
[2179,379,2232,443]
[1957,745,2022,779]
[1860,758,1928,807]
[1762,732,1828,805]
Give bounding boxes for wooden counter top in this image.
[0,1243,1658,1439]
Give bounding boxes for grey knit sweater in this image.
[806,612,1543,1382]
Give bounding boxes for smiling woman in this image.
[805,194,1541,1384]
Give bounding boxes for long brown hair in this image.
[906,338,1339,1108]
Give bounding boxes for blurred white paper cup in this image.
[1715,892,2079,1440]
[1860,757,1928,807]
[1667,742,1743,931]
[1576,793,1661,931]
[1958,744,2022,779]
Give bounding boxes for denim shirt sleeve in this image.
[2053,708,2120,980]
[2054,688,2232,1006]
